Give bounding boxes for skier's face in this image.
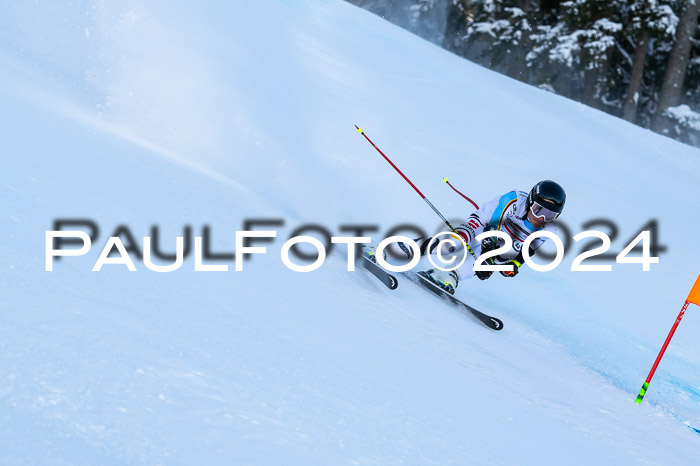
[527,209,547,229]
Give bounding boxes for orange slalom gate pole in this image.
[636,274,700,404]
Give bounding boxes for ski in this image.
[359,255,398,290]
[406,271,503,331]
[355,247,501,330]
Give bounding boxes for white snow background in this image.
[2,0,700,464]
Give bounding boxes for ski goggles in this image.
[530,201,561,223]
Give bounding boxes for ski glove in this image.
[476,232,498,280]
[499,259,521,278]
[480,234,497,254]
[475,256,495,280]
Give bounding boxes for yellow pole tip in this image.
[357,127,363,133]
[442,178,449,183]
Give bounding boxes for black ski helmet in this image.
[528,180,566,215]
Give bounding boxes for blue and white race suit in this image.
[417,190,558,280]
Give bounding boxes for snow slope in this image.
[2,0,700,464]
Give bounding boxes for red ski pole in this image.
[443,177,479,210]
[636,274,700,404]
[355,125,477,259]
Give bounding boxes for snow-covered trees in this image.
[652,0,699,133]
[451,0,699,143]
[351,0,700,147]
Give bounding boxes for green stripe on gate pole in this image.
[635,382,649,404]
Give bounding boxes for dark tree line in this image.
[350,0,700,146]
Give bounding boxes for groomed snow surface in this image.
[2,1,700,464]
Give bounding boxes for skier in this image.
[376,180,566,295]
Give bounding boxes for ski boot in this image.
[418,268,459,295]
